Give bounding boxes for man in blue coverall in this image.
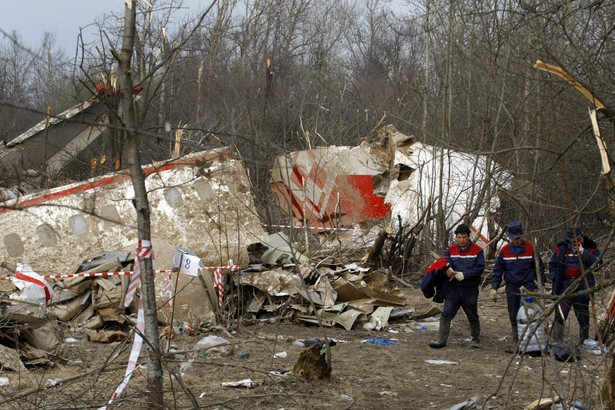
[429,224,485,349]
[490,221,545,352]
[549,226,599,343]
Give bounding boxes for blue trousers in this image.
[442,286,479,323]
[554,295,590,329]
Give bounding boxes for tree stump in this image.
[293,344,330,379]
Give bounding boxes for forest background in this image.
[1,0,614,267]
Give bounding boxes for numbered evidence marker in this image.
[172,253,202,276]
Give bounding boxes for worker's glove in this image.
[447,267,455,277]
[490,288,498,302]
[454,271,465,281]
[576,244,584,254]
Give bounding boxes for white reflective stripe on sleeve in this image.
[503,256,534,261]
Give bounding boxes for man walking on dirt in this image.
[429,224,485,349]
[549,226,599,344]
[490,221,545,352]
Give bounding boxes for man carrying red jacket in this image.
[549,225,599,344]
[491,221,545,352]
[429,224,485,349]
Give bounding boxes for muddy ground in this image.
[1,285,610,409]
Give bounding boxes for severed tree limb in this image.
[1,364,124,405]
[365,227,391,265]
[395,198,432,276]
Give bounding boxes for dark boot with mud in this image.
[429,317,451,348]
[470,322,482,348]
[552,322,564,344]
[505,324,519,354]
[579,325,589,345]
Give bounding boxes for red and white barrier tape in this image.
[213,267,224,307]
[124,240,153,307]
[101,299,144,410]
[0,265,240,281]
[199,265,239,271]
[263,223,360,232]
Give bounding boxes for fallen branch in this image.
[1,364,124,405]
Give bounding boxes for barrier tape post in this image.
[124,239,152,307]
[105,239,153,408]
[213,267,223,307]
[100,299,145,410]
[167,254,183,352]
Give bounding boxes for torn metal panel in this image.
[313,276,337,308]
[261,232,310,265]
[87,329,126,343]
[298,288,323,305]
[50,296,82,322]
[98,307,124,323]
[388,307,416,319]
[297,308,362,331]
[238,268,303,297]
[0,147,267,274]
[360,288,406,306]
[295,314,335,327]
[322,302,348,313]
[0,344,28,372]
[24,320,63,352]
[347,299,375,314]
[246,290,266,313]
[331,277,368,302]
[363,272,393,294]
[72,304,95,327]
[0,313,62,369]
[0,98,109,184]
[363,306,393,331]
[79,251,132,271]
[261,247,308,265]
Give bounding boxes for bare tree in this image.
[116,1,163,406]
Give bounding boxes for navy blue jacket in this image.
[445,241,485,288]
[492,240,545,290]
[421,256,451,303]
[549,236,599,295]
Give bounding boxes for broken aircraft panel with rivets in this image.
[0,147,268,275]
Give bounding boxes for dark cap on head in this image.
[454,224,471,235]
[508,221,522,239]
[567,226,583,242]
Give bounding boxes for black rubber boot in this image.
[552,322,564,343]
[470,322,482,348]
[580,325,589,343]
[429,317,451,348]
[505,324,519,354]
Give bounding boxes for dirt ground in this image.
[1,285,610,409]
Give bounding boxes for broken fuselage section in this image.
[271,125,510,245]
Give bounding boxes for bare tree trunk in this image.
[436,0,454,248]
[422,0,430,141]
[118,1,163,407]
